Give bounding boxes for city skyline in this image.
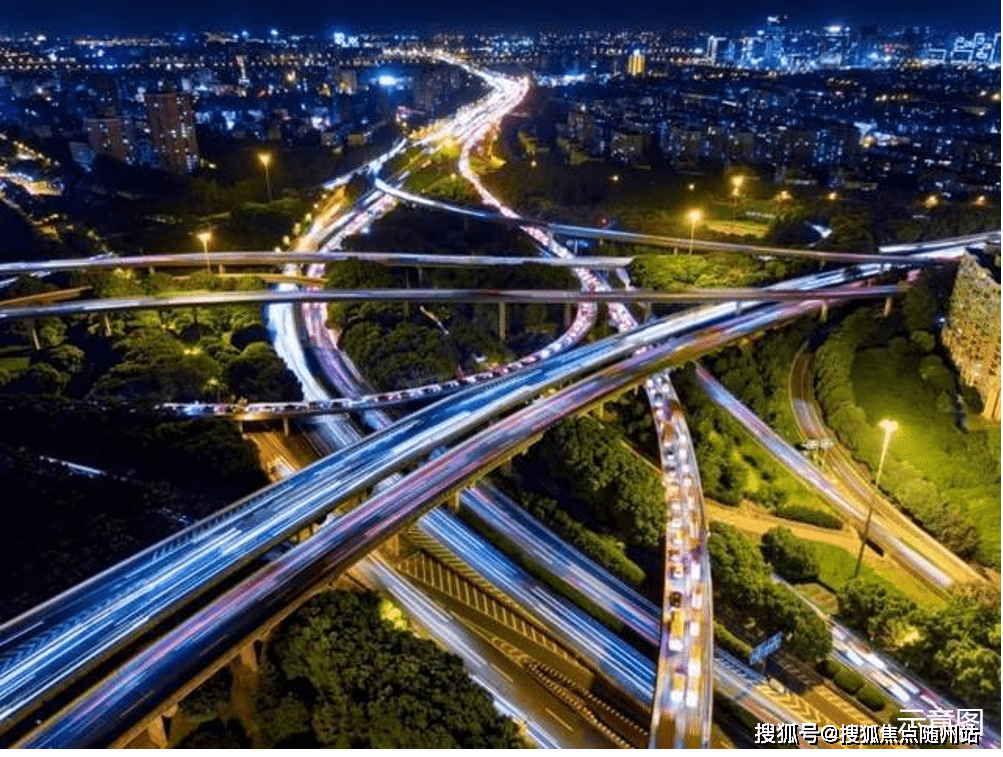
[2,2,997,37]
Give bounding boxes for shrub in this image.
[856,684,887,712]
[816,658,842,679]
[777,502,842,529]
[834,668,865,694]
[761,526,820,583]
[714,624,753,659]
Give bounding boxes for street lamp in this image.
[258,152,273,202]
[196,231,212,275]
[854,418,898,577]
[687,209,702,254]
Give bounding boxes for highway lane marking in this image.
[545,707,575,732]
[489,662,514,683]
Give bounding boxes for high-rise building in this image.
[819,24,850,67]
[84,114,132,164]
[706,36,724,65]
[626,49,646,76]
[764,15,786,69]
[145,88,200,174]
[942,249,1001,420]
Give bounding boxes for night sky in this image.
[3,0,996,36]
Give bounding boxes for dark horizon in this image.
[1,1,997,39]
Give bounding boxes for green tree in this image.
[760,526,820,582]
[836,578,915,646]
[225,342,303,401]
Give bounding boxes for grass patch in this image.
[703,219,771,237]
[851,347,1001,566]
[806,541,942,608]
[0,345,29,374]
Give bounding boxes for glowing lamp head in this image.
[196,231,211,245]
[879,419,898,436]
[258,152,271,168]
[688,209,702,224]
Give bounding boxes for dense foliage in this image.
[0,445,232,621]
[325,207,576,390]
[0,272,301,405]
[254,591,522,748]
[673,363,839,524]
[814,276,999,566]
[760,526,820,583]
[514,415,666,550]
[709,521,832,661]
[837,579,1001,718]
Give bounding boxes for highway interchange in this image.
[0,54,997,750]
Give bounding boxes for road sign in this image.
[749,631,783,665]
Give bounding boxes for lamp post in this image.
[196,231,212,275]
[854,419,898,577]
[258,152,273,202]
[687,209,702,254]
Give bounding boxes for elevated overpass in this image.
[14,294,846,748]
[0,250,636,278]
[0,260,876,745]
[376,176,984,267]
[0,282,906,324]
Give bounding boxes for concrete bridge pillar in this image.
[218,264,226,275]
[101,313,113,337]
[282,417,291,436]
[237,643,260,673]
[26,320,41,351]
[498,302,507,341]
[883,296,893,317]
[448,491,460,513]
[643,302,653,322]
[564,302,573,328]
[146,706,177,749]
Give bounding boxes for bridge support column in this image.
[218,264,226,275]
[148,266,156,276]
[643,302,653,322]
[883,296,893,317]
[547,229,555,253]
[237,643,260,673]
[283,417,291,436]
[820,302,829,322]
[448,491,460,513]
[498,302,507,341]
[26,320,41,351]
[564,302,573,328]
[101,313,113,337]
[146,706,177,749]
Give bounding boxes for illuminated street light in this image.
[258,152,273,202]
[687,209,702,254]
[827,191,838,201]
[610,174,619,183]
[924,194,939,209]
[854,419,898,577]
[196,231,212,274]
